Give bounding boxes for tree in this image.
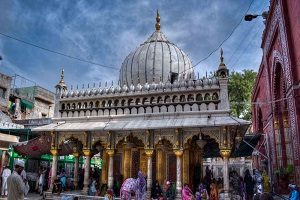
[228,69,257,120]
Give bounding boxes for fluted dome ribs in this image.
[119,30,194,86]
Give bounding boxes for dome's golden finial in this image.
[155,9,161,31]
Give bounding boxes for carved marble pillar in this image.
[174,149,183,200]
[145,149,153,199]
[73,152,79,189]
[107,149,114,189]
[101,151,108,185]
[50,149,58,191]
[183,148,189,184]
[156,145,165,185]
[220,148,231,200]
[82,149,92,194]
[123,143,133,180]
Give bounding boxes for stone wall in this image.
[0,73,12,111]
[31,98,54,118]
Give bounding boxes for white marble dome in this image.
[119,12,194,86]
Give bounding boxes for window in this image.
[170,72,178,84]
[0,87,6,99]
[42,113,47,118]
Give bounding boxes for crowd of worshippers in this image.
[151,167,274,200]
[178,167,272,200]
[1,161,300,200]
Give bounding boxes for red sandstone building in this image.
[252,0,300,191]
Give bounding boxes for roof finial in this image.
[155,9,161,31]
[59,69,65,84]
[220,48,224,63]
[219,48,226,67]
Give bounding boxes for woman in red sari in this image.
[210,181,219,200]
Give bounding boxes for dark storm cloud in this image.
[0,0,269,91]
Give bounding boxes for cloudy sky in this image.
[0,0,269,91]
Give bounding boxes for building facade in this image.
[251,0,300,191]
[16,12,252,200]
[11,86,55,120]
[0,72,12,114]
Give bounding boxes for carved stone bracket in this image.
[58,132,86,148]
[220,148,231,158]
[106,149,115,157]
[82,149,92,157]
[144,149,154,157]
[154,131,177,146]
[73,152,80,157]
[173,149,184,157]
[50,148,58,156]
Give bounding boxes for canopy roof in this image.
[33,115,250,132]
[13,133,260,158]
[13,134,74,157]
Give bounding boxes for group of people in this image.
[151,180,176,200]
[181,182,215,200]
[2,160,29,200]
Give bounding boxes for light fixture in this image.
[244,11,268,21]
[196,134,206,149]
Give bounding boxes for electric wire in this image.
[0,0,255,74]
[0,32,118,70]
[230,23,263,69]
[227,5,269,70]
[191,0,255,68]
[230,95,297,105]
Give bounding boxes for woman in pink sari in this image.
[182,184,194,200]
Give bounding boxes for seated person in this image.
[52,176,62,194]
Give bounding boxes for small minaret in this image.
[216,49,230,111]
[54,69,68,118]
[216,48,229,78]
[55,69,68,94]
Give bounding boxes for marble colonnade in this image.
[48,129,235,200]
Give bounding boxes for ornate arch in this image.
[91,133,108,147]
[183,128,221,145]
[115,132,146,148]
[58,133,85,149]
[271,50,284,102]
[154,131,177,147]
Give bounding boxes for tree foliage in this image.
[228,69,257,120]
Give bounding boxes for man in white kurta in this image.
[1,166,11,196]
[7,160,26,200]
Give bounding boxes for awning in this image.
[13,134,51,157]
[13,134,78,157]
[0,133,19,143]
[21,99,33,109]
[33,116,250,132]
[232,134,261,157]
[0,133,19,150]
